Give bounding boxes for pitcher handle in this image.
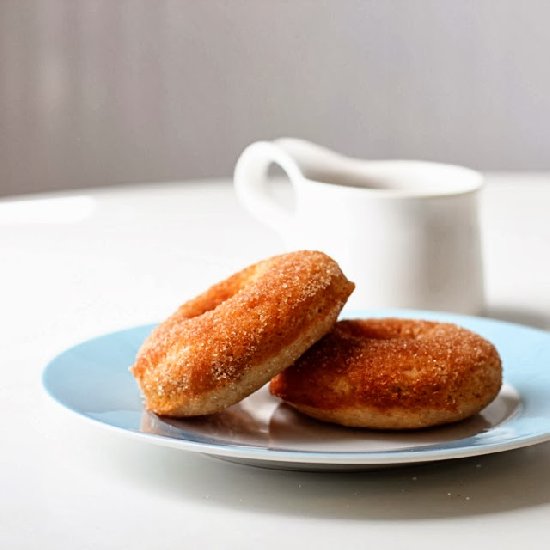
[234,141,302,233]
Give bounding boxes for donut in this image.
[269,318,502,429]
[131,250,354,416]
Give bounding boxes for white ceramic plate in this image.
[42,310,550,471]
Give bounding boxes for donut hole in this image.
[187,290,236,319]
[180,269,255,320]
[342,318,448,342]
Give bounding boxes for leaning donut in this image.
[269,318,502,429]
[131,250,354,416]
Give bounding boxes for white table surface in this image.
[1,175,549,549]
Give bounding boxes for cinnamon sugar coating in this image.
[269,318,502,429]
[131,250,354,416]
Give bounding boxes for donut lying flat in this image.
[131,251,354,416]
[269,318,502,429]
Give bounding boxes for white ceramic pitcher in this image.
[234,138,484,314]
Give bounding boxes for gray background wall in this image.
[1,0,549,196]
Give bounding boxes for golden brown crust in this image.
[269,318,502,429]
[131,251,354,416]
